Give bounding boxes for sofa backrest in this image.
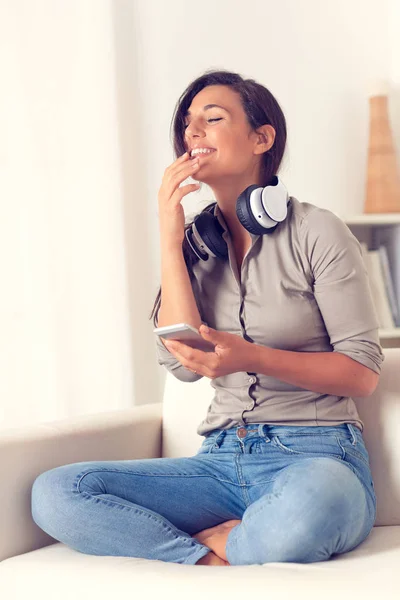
[161,348,400,527]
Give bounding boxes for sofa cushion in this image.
[1,526,399,599]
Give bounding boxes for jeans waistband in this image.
[205,423,359,447]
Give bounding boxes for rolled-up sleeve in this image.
[153,300,206,382]
[301,208,385,375]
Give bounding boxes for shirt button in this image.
[248,376,256,384]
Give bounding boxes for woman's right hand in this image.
[158,151,200,246]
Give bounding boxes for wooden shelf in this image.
[341,213,400,225]
[337,213,400,345]
[379,328,400,339]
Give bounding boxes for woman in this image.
[31,69,384,567]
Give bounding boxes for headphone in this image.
[185,175,290,261]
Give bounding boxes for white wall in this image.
[0,0,398,428]
[129,0,392,222]
[0,1,136,426]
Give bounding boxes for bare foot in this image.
[195,550,229,566]
[192,519,241,563]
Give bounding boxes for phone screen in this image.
[154,323,215,352]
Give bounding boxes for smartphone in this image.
[153,323,215,352]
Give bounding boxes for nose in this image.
[186,129,205,143]
[185,118,207,137]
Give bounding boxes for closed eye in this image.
[184,118,222,129]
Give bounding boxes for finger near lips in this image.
[178,156,199,177]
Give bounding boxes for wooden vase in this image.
[364,94,400,213]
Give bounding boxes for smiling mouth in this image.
[191,150,217,160]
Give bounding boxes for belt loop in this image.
[257,423,266,438]
[257,423,271,442]
[346,423,357,446]
[213,430,225,448]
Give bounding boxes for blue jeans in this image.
[31,423,376,566]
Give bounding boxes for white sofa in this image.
[1,348,400,600]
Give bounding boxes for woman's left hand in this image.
[164,325,256,378]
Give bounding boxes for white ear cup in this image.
[248,178,288,228]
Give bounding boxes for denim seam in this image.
[263,431,350,438]
[335,462,377,526]
[236,459,252,507]
[76,468,235,482]
[271,434,345,460]
[77,490,203,547]
[337,440,371,469]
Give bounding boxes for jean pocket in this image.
[271,433,345,461]
[337,435,372,469]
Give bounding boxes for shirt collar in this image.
[213,202,260,242]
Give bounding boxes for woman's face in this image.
[183,85,274,187]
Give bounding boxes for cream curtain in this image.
[0,0,162,429]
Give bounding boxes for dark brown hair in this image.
[149,68,287,326]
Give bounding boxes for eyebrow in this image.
[184,104,230,117]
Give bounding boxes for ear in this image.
[255,124,276,153]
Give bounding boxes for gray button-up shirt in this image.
[154,196,385,437]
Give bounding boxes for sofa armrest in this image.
[0,403,163,562]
